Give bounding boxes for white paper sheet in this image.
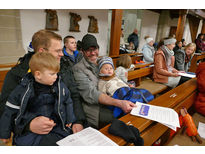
[56,127,118,146]
[198,122,205,139]
[130,102,180,130]
[178,72,196,78]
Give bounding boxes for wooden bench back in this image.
[111,53,143,68]
[189,53,205,73]
[99,78,197,145]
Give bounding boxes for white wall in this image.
[138,10,159,51]
[20,9,109,56]
[183,19,192,44]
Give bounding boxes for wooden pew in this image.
[111,53,143,68]
[0,63,16,92]
[128,65,168,96]
[189,52,205,73]
[99,78,197,146]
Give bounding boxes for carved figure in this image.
[69,12,81,32]
[45,9,58,31]
[88,16,99,33]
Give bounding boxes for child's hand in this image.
[128,84,135,88]
[0,138,10,143]
[66,123,72,128]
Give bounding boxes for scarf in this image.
[160,45,174,70]
[99,73,115,81]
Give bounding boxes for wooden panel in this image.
[201,20,205,34]
[189,53,205,72]
[128,67,153,81]
[176,10,187,42]
[188,15,200,42]
[109,9,123,57]
[0,70,9,92]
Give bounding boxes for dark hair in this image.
[77,40,82,51]
[63,35,75,44]
[197,33,204,39]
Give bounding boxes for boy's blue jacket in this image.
[0,73,76,139]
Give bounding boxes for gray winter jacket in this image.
[174,49,193,72]
[72,57,102,128]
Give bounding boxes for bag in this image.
[111,87,154,118]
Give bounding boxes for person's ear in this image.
[34,71,41,80]
[38,48,46,53]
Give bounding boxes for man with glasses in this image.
[73,34,136,129]
[0,30,86,145]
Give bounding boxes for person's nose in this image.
[58,50,63,57]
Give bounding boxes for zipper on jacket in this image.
[15,83,30,125]
[57,78,70,132]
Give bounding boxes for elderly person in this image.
[153,37,191,88]
[142,37,155,63]
[73,34,135,129]
[128,29,139,51]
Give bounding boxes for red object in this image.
[195,62,205,116]
[183,113,198,136]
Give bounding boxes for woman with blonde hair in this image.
[174,43,196,72]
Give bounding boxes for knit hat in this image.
[164,38,176,45]
[82,34,99,51]
[146,37,154,44]
[98,56,114,71]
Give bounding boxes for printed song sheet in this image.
[178,72,196,78]
[130,102,180,130]
[56,127,118,146]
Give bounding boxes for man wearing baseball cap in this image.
[73,34,135,129]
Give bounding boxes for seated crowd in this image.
[0,29,204,146]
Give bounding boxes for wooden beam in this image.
[189,9,205,19]
[201,20,205,34]
[176,10,188,42]
[188,15,200,42]
[109,9,123,57]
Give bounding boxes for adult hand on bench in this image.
[29,116,56,134]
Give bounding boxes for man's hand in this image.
[29,116,56,134]
[119,100,136,113]
[71,123,84,133]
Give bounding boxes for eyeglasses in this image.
[85,48,98,53]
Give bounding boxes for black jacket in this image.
[0,73,76,139]
[0,52,87,126]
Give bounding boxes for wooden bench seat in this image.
[136,78,169,96]
[99,78,197,146]
[128,65,169,96]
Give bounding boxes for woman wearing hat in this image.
[153,37,191,88]
[142,37,155,63]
